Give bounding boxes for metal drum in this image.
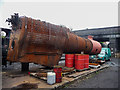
[65,54,74,68]
[75,54,84,70]
[84,55,89,68]
[53,66,62,83]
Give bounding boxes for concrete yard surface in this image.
[65,58,119,88]
[2,60,110,89]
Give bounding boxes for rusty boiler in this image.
[6,13,101,67]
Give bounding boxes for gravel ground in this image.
[64,58,119,88]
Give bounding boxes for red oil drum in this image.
[75,54,84,70]
[53,66,62,83]
[65,54,74,68]
[84,55,89,68]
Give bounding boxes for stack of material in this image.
[65,54,90,71]
[29,72,47,81]
[89,63,100,69]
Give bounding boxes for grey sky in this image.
[0,2,118,30]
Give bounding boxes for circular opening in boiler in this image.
[11,40,15,49]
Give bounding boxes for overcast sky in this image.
[0,0,118,30]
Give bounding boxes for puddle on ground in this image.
[105,62,118,67]
[11,83,38,90]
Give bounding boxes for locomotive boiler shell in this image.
[7,15,101,67]
[89,39,102,55]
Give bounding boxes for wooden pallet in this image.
[30,73,47,81]
[62,69,76,77]
[66,68,91,78]
[76,68,90,72]
[66,71,90,78]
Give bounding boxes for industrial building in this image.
[74,26,120,57]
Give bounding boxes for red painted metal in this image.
[75,54,84,70]
[89,39,102,55]
[88,35,93,40]
[84,55,89,68]
[53,66,62,83]
[65,54,74,68]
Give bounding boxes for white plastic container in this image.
[47,72,56,85]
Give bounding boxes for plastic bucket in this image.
[47,72,56,85]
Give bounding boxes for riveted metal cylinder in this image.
[6,14,101,67]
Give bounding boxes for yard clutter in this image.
[28,54,106,85]
[47,72,56,85]
[89,63,101,69]
[29,65,63,85]
[53,65,62,83]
